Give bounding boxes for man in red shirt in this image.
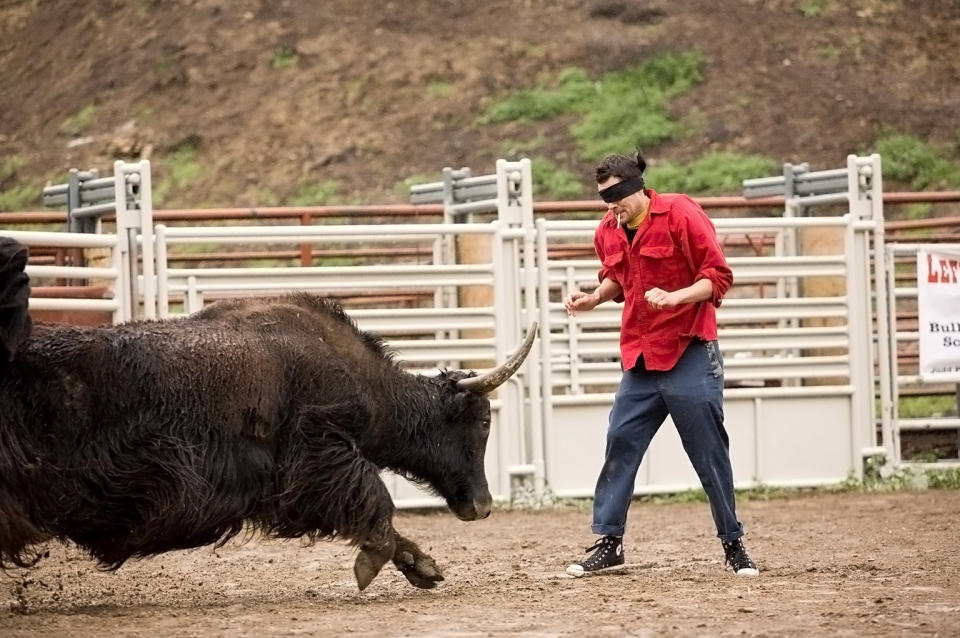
[564,152,758,577]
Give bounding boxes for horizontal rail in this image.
[897,418,960,431]
[26,265,117,280]
[7,191,956,225]
[157,222,497,244]
[0,230,117,248]
[27,297,121,312]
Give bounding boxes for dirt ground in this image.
[1,490,958,637]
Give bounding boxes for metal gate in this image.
[18,154,935,506]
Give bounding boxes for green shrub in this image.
[572,52,704,160]
[288,180,341,206]
[153,141,202,205]
[60,104,97,136]
[899,394,958,418]
[874,132,960,189]
[0,183,38,212]
[426,80,453,98]
[271,46,297,69]
[482,51,704,161]
[532,158,584,199]
[796,0,835,18]
[482,68,595,123]
[645,152,777,195]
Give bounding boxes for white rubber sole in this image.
[734,567,760,576]
[565,563,628,578]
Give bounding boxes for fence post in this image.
[300,212,313,266]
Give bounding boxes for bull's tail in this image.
[0,236,31,362]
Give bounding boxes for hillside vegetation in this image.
[1,0,959,211]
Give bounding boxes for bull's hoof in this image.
[393,535,444,589]
[354,547,391,591]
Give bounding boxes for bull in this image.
[0,237,536,591]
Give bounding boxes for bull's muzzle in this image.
[451,494,493,521]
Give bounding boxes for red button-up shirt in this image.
[594,189,733,371]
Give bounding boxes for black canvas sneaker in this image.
[566,535,625,577]
[722,538,759,576]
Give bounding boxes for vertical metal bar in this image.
[869,155,895,463]
[187,275,199,314]
[440,166,459,315]
[753,397,763,484]
[137,160,157,320]
[885,244,902,463]
[843,213,863,477]
[565,265,581,394]
[67,168,80,234]
[155,224,169,318]
[65,168,82,280]
[112,163,132,321]
[520,165,545,498]
[490,221,514,497]
[299,213,312,266]
[848,155,880,453]
[110,233,124,325]
[536,218,554,497]
[127,227,140,320]
[781,164,800,386]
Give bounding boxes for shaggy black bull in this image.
[0,237,537,591]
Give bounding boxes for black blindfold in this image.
[599,176,645,203]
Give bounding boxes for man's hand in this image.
[564,291,600,316]
[644,287,681,311]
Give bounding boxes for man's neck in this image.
[626,193,651,229]
[626,206,649,229]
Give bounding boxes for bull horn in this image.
[457,322,538,394]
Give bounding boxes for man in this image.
[564,152,758,577]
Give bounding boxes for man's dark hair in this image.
[596,152,647,184]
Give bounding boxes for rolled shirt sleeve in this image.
[594,226,626,303]
[678,199,733,307]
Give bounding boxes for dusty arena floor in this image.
[1,490,958,637]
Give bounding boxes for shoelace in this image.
[583,537,616,553]
[723,541,752,568]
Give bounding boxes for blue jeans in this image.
[591,340,744,541]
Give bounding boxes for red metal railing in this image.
[4,191,958,266]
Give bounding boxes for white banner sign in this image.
[917,247,960,382]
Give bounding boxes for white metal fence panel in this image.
[884,243,960,466]
[150,220,534,506]
[15,154,907,507]
[534,210,877,494]
[4,230,125,323]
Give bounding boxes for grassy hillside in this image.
[1,0,959,211]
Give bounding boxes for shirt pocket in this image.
[600,251,624,281]
[636,244,689,287]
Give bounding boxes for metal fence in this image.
[6,154,960,506]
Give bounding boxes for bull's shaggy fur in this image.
[0,237,501,590]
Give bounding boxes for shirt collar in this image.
[646,189,668,215]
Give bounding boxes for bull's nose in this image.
[474,497,492,519]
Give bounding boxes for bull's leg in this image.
[276,403,399,591]
[353,530,396,591]
[355,530,443,590]
[281,403,445,591]
[391,531,444,589]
